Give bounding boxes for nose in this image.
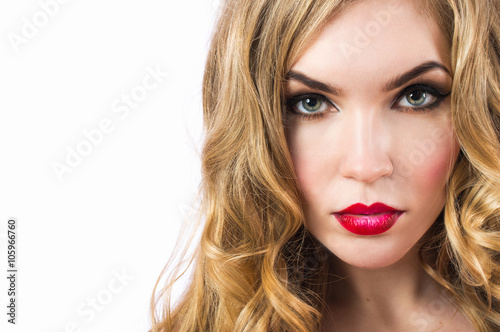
[339,113,393,183]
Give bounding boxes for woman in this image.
[150,0,500,330]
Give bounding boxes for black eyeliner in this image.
[285,81,451,119]
[392,82,451,113]
[286,93,335,107]
[285,93,337,120]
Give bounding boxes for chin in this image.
[326,240,415,270]
[342,255,405,270]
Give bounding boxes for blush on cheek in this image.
[294,163,320,198]
[288,141,323,194]
[415,138,459,192]
[400,122,458,181]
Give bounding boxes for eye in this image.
[286,93,337,120]
[394,84,450,112]
[297,96,329,113]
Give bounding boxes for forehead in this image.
[291,0,451,88]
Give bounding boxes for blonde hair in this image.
[150,0,500,331]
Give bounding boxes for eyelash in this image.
[285,84,451,121]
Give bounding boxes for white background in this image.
[0,0,219,331]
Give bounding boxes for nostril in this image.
[340,152,393,183]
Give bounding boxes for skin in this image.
[284,0,473,330]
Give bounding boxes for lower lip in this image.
[333,212,403,235]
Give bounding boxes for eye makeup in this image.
[391,83,451,113]
[285,93,337,121]
[284,80,451,121]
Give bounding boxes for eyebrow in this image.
[286,71,343,97]
[285,61,452,95]
[383,61,452,92]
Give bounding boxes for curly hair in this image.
[150,0,500,330]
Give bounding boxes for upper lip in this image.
[334,203,402,215]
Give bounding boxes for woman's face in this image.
[285,0,460,269]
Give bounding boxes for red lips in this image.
[333,203,404,236]
[336,202,400,215]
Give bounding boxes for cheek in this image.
[396,125,460,207]
[286,123,338,198]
